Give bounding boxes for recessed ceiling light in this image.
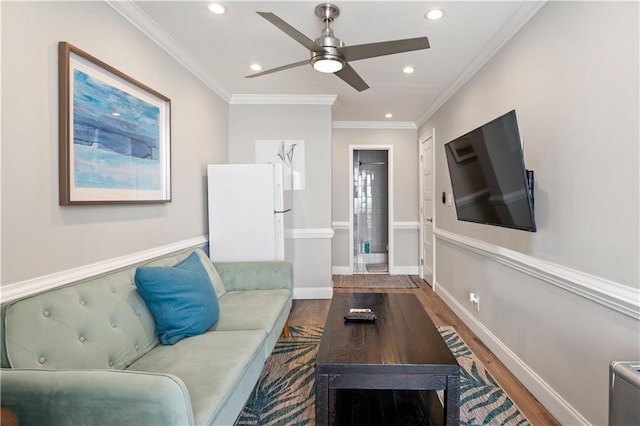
[250,64,262,71]
[403,66,415,74]
[385,113,393,119]
[208,3,226,14]
[425,9,444,21]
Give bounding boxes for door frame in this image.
[418,129,436,290]
[348,145,394,274]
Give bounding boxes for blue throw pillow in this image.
[135,252,220,345]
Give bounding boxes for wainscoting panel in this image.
[433,228,640,425]
[434,228,640,319]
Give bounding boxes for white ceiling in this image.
[115,1,544,123]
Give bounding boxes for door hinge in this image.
[420,258,424,265]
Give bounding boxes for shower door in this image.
[353,149,389,273]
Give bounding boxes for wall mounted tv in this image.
[444,110,536,232]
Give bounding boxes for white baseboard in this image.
[1,236,208,304]
[392,266,420,275]
[332,266,351,275]
[435,281,590,426]
[293,286,333,300]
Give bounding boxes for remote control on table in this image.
[344,312,377,322]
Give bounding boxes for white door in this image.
[419,132,434,285]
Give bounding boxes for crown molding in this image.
[229,94,337,106]
[333,121,417,130]
[415,1,547,127]
[105,0,231,101]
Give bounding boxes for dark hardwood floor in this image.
[287,275,560,426]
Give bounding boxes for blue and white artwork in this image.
[72,68,161,191]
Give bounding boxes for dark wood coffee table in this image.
[315,292,460,425]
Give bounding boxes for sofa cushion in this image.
[211,289,291,333]
[135,252,220,345]
[145,249,227,298]
[4,269,158,370]
[126,329,266,425]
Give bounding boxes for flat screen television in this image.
[444,110,536,232]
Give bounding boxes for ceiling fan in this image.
[245,3,430,92]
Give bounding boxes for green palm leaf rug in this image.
[236,325,530,426]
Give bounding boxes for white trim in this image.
[419,130,436,288]
[284,228,334,239]
[105,1,230,101]
[229,94,337,106]
[435,228,640,320]
[435,282,590,426]
[0,236,208,304]
[331,221,420,231]
[293,286,333,300]
[332,266,352,275]
[393,221,419,230]
[333,121,417,130]
[393,266,420,275]
[415,2,547,126]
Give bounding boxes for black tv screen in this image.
[444,110,536,232]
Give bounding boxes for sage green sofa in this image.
[0,248,293,426]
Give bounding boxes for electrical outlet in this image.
[469,292,480,312]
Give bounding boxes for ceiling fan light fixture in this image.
[312,57,344,73]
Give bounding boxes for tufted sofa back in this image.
[2,248,220,370]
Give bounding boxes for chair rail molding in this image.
[435,228,640,320]
[1,236,208,304]
[285,228,335,239]
[332,221,418,230]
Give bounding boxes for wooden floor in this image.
[287,275,560,426]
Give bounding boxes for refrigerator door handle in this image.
[274,209,292,214]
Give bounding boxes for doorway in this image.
[350,148,392,274]
[419,130,435,287]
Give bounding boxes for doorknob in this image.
[426,217,432,223]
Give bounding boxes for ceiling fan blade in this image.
[340,37,430,62]
[335,63,369,92]
[245,59,311,78]
[257,12,322,53]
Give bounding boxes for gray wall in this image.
[332,127,419,271]
[1,1,228,285]
[421,2,639,424]
[228,103,333,296]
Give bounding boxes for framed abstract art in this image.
[58,42,171,205]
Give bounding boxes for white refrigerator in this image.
[207,164,287,262]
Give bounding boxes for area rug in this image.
[365,263,389,273]
[332,274,418,289]
[437,326,531,426]
[236,325,530,425]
